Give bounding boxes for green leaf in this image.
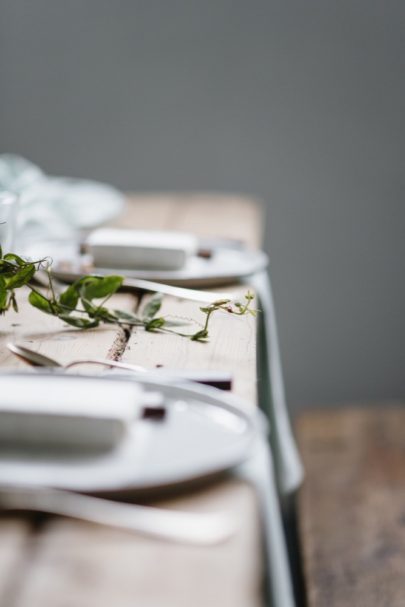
[80,297,97,316]
[191,329,209,342]
[0,289,7,311]
[5,264,36,289]
[145,316,166,331]
[93,307,118,323]
[199,306,211,313]
[58,314,100,329]
[81,275,123,299]
[142,293,163,320]
[11,292,18,312]
[3,253,27,267]
[211,299,231,306]
[28,290,55,315]
[163,319,189,327]
[78,297,117,323]
[59,284,79,311]
[113,309,142,323]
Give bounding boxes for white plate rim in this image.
[22,240,269,287]
[0,371,266,497]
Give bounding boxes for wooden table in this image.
[0,194,267,607]
[297,407,405,607]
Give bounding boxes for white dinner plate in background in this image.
[22,239,268,287]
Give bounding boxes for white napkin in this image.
[246,270,304,495]
[86,227,198,270]
[0,155,124,249]
[0,375,141,451]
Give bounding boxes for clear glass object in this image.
[0,192,18,253]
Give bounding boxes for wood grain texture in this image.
[0,289,137,369]
[114,193,263,248]
[14,480,262,607]
[0,518,33,606]
[127,286,257,404]
[297,406,405,607]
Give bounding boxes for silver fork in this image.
[0,485,236,546]
[7,343,233,390]
[7,342,146,372]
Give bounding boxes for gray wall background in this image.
[1,1,404,409]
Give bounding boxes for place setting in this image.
[3,154,302,497]
[0,366,294,606]
[5,154,267,288]
[0,156,297,607]
[21,227,269,288]
[0,370,254,542]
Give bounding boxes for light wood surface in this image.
[114,193,263,249]
[127,287,257,404]
[0,194,264,607]
[12,481,262,607]
[0,290,136,368]
[297,407,405,607]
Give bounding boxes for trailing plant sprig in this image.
[190,293,256,342]
[0,245,256,341]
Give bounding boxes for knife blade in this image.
[50,269,237,304]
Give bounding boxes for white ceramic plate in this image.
[0,372,262,497]
[22,239,268,287]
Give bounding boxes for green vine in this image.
[0,246,256,341]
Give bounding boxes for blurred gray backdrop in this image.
[1,0,404,409]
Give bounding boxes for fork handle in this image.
[0,486,236,546]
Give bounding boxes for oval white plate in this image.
[22,240,268,287]
[0,372,262,497]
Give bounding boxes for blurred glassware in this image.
[0,155,124,253]
[0,192,18,253]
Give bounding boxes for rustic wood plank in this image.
[114,193,263,248]
[126,286,257,404]
[297,406,405,607]
[14,479,263,607]
[0,518,33,606]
